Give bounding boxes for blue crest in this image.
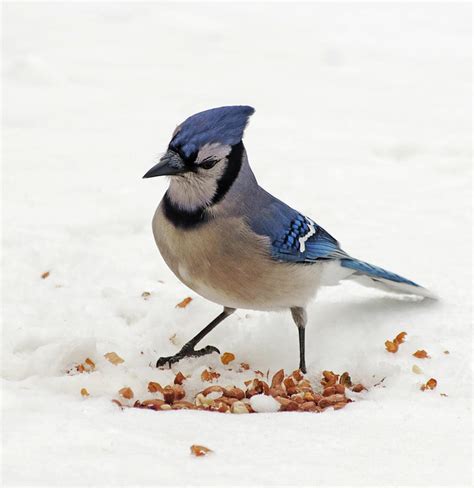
[170,106,255,158]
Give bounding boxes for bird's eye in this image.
[200,158,218,170]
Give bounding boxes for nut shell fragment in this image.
[412,365,423,374]
[202,385,224,397]
[231,401,249,414]
[413,350,430,359]
[176,297,192,308]
[394,331,407,344]
[172,401,196,410]
[174,372,186,385]
[201,369,220,382]
[323,386,336,397]
[84,358,96,370]
[148,381,163,393]
[270,369,285,389]
[339,372,352,387]
[421,378,437,391]
[351,383,366,393]
[140,399,165,410]
[385,340,398,353]
[104,352,124,365]
[223,387,245,400]
[190,444,212,456]
[321,371,338,387]
[118,387,134,400]
[220,352,235,365]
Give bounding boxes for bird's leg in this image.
[291,307,308,374]
[156,307,235,368]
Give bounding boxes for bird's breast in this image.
[152,203,321,310]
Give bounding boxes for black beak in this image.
[143,151,186,178]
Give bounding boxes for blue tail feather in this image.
[340,258,420,287]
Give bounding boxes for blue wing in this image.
[248,191,347,264]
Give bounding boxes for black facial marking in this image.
[212,141,243,205]
[162,141,244,229]
[162,193,208,229]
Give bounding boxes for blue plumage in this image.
[171,106,255,158]
[339,259,419,286]
[272,216,346,262]
[248,194,347,263]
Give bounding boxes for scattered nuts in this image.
[163,386,175,404]
[385,331,407,353]
[412,365,423,374]
[271,369,285,389]
[220,352,235,365]
[385,340,398,353]
[190,445,212,456]
[231,401,249,414]
[323,386,336,397]
[174,372,186,385]
[140,399,165,410]
[201,369,220,382]
[108,362,369,415]
[148,381,163,393]
[394,332,407,344]
[413,350,430,359]
[421,378,437,391]
[339,372,352,387]
[321,371,338,387]
[176,297,192,308]
[84,358,95,370]
[118,387,134,400]
[202,385,224,397]
[223,387,245,400]
[104,352,124,365]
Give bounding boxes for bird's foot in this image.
[156,344,220,368]
[299,361,307,375]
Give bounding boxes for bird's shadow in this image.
[240,291,440,370]
[310,293,438,329]
[303,292,440,361]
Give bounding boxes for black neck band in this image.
[163,142,244,229]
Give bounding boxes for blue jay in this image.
[143,106,433,373]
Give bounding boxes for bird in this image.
[143,105,434,373]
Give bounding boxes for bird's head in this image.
[144,105,254,211]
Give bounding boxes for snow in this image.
[2,2,472,486]
[250,394,281,413]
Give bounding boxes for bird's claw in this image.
[156,344,220,368]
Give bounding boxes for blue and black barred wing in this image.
[270,213,348,263]
[247,194,347,264]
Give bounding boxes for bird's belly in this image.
[152,205,321,310]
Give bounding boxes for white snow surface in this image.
[249,394,281,413]
[1,3,472,486]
